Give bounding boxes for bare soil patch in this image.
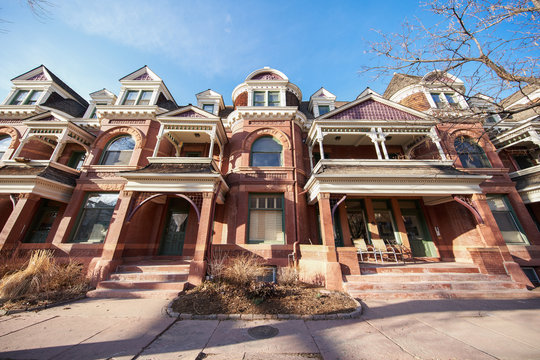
[172,281,357,315]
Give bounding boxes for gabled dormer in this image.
[196,89,225,116]
[309,87,336,117]
[0,65,88,118]
[83,88,117,119]
[116,66,177,110]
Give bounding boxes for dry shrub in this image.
[0,250,89,302]
[208,249,228,280]
[0,253,28,280]
[277,266,299,287]
[222,253,264,285]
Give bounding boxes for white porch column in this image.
[218,145,224,169]
[529,130,540,146]
[368,132,382,160]
[317,128,325,160]
[49,130,68,162]
[308,145,314,171]
[377,128,389,159]
[152,124,165,157]
[208,127,216,158]
[430,127,448,160]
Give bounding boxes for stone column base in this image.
[188,260,207,287]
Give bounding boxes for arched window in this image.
[454,136,491,168]
[100,136,135,165]
[0,135,11,159]
[250,136,282,166]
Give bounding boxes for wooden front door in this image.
[159,200,189,256]
[401,208,436,257]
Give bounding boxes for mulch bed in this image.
[0,287,90,313]
[172,281,357,315]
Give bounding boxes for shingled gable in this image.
[323,93,425,121]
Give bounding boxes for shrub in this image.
[207,249,228,281]
[222,253,264,285]
[247,281,281,300]
[277,266,299,286]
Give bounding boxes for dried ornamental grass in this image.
[222,253,265,285]
[0,250,57,300]
[277,266,299,286]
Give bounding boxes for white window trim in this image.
[120,89,155,105]
[8,89,45,106]
[425,90,467,110]
[252,90,283,107]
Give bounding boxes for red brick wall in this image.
[18,138,54,160]
[234,92,248,108]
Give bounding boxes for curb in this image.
[0,295,87,316]
[166,297,363,320]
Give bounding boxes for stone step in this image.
[87,289,181,299]
[348,289,540,300]
[97,280,187,291]
[360,265,480,274]
[346,273,510,283]
[109,272,188,282]
[345,281,523,292]
[117,264,190,273]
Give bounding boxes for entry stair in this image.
[87,257,191,299]
[344,262,540,300]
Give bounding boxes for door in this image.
[401,209,436,257]
[159,200,189,256]
[24,201,59,243]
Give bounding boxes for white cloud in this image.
[55,0,252,76]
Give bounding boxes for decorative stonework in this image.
[251,72,284,80]
[0,126,20,149]
[108,120,147,125]
[329,99,422,121]
[243,128,292,151]
[133,73,153,81]
[28,72,48,81]
[94,126,145,150]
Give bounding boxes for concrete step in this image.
[345,281,523,292]
[348,289,540,300]
[109,272,188,282]
[87,289,181,299]
[97,280,187,291]
[346,273,510,283]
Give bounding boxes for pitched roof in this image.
[383,73,422,99]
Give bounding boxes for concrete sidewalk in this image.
[1,297,540,360]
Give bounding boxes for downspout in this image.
[331,195,347,238]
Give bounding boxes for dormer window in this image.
[430,92,460,109]
[122,90,153,105]
[253,91,281,107]
[318,105,330,115]
[10,90,42,105]
[203,104,214,113]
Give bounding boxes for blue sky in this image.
[0,0,425,106]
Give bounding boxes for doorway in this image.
[399,200,437,257]
[159,198,189,256]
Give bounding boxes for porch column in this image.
[378,128,389,159]
[188,192,214,286]
[100,190,135,261]
[0,193,41,252]
[49,130,67,162]
[317,129,325,160]
[390,199,411,249]
[152,124,165,157]
[430,127,448,160]
[208,128,216,158]
[11,136,29,159]
[317,193,343,291]
[368,132,382,160]
[365,198,381,240]
[308,145,314,171]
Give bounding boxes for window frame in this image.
[430,92,461,109]
[69,192,119,244]
[318,105,330,115]
[454,136,492,168]
[250,136,283,167]
[121,89,154,105]
[247,193,285,244]
[98,135,135,166]
[202,104,215,113]
[252,90,282,107]
[9,90,43,106]
[0,134,11,160]
[486,194,529,244]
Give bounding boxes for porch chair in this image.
[353,238,378,262]
[371,238,402,263]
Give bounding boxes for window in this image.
[9,90,42,105]
[248,194,284,244]
[486,195,528,244]
[250,136,282,166]
[24,200,59,243]
[67,151,86,170]
[0,135,11,159]
[454,137,491,168]
[430,92,460,109]
[89,102,107,119]
[430,93,443,108]
[252,91,281,106]
[202,104,215,113]
[372,200,401,245]
[444,93,458,107]
[100,136,135,165]
[71,193,119,243]
[122,90,153,105]
[318,105,330,115]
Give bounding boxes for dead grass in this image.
[215,252,266,285]
[0,250,90,311]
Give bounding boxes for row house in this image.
[0,65,538,298]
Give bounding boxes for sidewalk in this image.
[1,297,540,359]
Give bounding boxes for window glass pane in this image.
[487,195,528,244]
[0,135,11,152]
[10,90,29,105]
[268,91,280,106]
[107,136,135,151]
[251,153,281,166]
[25,91,42,105]
[249,194,284,244]
[318,105,330,115]
[254,91,265,106]
[444,93,456,104]
[454,137,491,168]
[71,193,118,243]
[251,137,282,152]
[137,90,152,105]
[123,90,138,105]
[430,93,443,108]
[100,136,135,165]
[251,137,282,167]
[203,104,214,113]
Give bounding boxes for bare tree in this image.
[363,0,540,121]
